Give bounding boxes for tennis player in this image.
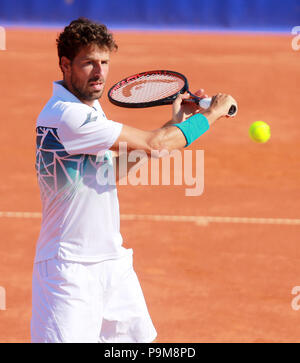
[31,18,237,343]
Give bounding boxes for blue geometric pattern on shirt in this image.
[80,112,98,128]
[36,126,100,199]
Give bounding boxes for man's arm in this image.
[162,89,209,128]
[110,92,237,155]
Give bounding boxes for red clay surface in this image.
[0,29,299,343]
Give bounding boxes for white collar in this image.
[53,81,102,110]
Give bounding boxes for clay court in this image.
[0,28,299,342]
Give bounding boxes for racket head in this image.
[108,70,189,108]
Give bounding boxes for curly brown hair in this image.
[56,17,118,67]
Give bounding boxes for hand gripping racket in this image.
[108,70,237,116]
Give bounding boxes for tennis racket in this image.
[108,70,237,117]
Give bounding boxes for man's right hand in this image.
[208,93,238,120]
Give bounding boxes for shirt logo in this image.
[80,112,98,127]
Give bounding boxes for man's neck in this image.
[61,80,96,108]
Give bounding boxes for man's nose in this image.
[93,63,104,78]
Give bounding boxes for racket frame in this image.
[108,70,190,109]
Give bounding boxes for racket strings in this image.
[110,73,185,103]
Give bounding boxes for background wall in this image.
[0,0,299,31]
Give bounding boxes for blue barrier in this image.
[0,0,299,31]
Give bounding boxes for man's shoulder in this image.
[37,97,91,128]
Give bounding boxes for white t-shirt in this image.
[34,81,125,263]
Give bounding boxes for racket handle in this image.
[199,98,212,109]
[199,97,237,117]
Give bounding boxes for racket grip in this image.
[199,98,212,109]
[199,97,237,117]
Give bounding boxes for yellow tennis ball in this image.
[249,121,271,143]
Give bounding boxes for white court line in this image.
[0,211,300,226]
[0,211,42,219]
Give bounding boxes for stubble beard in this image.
[70,73,104,102]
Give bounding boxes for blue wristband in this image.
[174,113,210,147]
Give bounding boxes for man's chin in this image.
[84,90,103,101]
[70,83,104,102]
[90,90,103,101]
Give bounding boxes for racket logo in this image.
[122,79,176,98]
[108,70,187,107]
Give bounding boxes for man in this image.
[31,18,237,343]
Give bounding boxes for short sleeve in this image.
[57,104,123,155]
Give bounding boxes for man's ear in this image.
[60,56,71,75]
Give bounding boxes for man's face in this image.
[62,44,110,106]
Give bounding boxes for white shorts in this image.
[31,249,157,343]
